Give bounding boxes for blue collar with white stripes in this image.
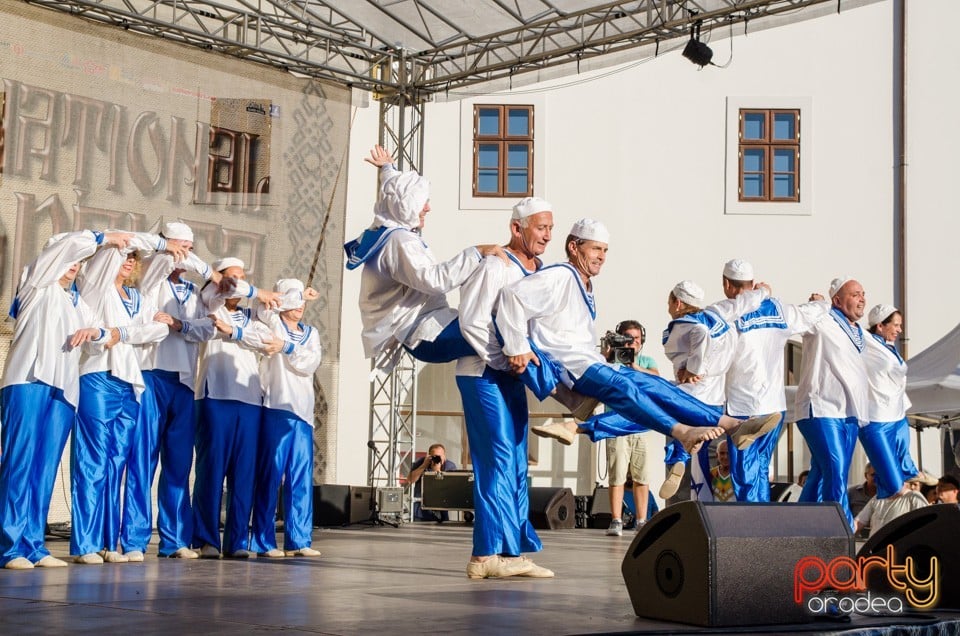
[830,307,864,352]
[736,298,788,333]
[662,309,729,345]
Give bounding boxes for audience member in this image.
[406,444,457,522]
[854,474,929,538]
[709,440,735,502]
[603,321,655,537]
[937,475,959,504]
[847,463,877,521]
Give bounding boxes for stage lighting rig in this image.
[682,19,713,68]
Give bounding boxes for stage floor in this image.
[0,522,956,635]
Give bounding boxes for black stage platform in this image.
[0,523,957,635]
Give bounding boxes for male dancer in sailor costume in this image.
[496,219,780,452]
[721,259,830,502]
[455,197,555,580]
[0,230,131,570]
[859,304,919,500]
[795,277,870,528]
[250,279,323,559]
[71,234,187,564]
[124,221,220,559]
[192,257,280,559]
[662,279,760,501]
[344,145,506,369]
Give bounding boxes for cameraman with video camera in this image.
[406,443,457,522]
[600,321,658,536]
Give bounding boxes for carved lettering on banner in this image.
[127,111,165,195]
[1,79,272,207]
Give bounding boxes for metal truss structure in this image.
[23,0,881,98]
[364,72,425,521]
[366,350,418,522]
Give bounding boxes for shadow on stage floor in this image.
[0,522,957,635]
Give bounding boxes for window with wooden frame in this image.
[472,104,534,197]
[738,109,800,202]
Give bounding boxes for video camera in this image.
[601,331,635,365]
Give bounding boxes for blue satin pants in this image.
[727,412,785,502]
[0,383,74,565]
[457,368,542,558]
[124,370,196,555]
[797,416,859,528]
[250,409,314,552]
[574,364,723,438]
[405,318,476,363]
[70,372,140,556]
[664,439,690,465]
[858,418,918,498]
[192,398,260,554]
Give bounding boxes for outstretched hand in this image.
[364,144,395,168]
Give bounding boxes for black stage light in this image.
[682,38,713,67]
[682,18,713,68]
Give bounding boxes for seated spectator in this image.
[797,470,809,488]
[854,474,931,538]
[847,463,877,520]
[937,475,959,505]
[406,443,457,522]
[709,440,735,502]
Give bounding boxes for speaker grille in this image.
[655,550,684,598]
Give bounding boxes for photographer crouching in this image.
[406,443,457,522]
[600,321,658,536]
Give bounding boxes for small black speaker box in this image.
[857,503,960,610]
[528,487,575,530]
[621,501,853,627]
[313,485,374,526]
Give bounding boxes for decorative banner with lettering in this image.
[0,2,351,514]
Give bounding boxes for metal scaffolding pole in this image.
[365,52,427,523]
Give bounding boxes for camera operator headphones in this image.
[614,320,646,345]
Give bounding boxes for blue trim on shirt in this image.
[540,262,596,319]
[662,309,730,345]
[344,226,407,271]
[736,298,788,333]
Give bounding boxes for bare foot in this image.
[671,423,723,452]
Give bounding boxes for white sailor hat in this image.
[569,218,610,244]
[723,258,754,281]
[212,257,245,272]
[512,197,553,220]
[672,280,705,307]
[829,276,855,298]
[162,221,194,241]
[868,304,898,327]
[274,278,305,295]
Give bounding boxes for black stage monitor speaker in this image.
[421,471,474,511]
[313,485,374,527]
[528,487,575,530]
[621,501,853,627]
[857,503,960,610]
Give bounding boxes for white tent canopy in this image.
[906,321,960,419]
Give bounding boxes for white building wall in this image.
[337,0,951,492]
